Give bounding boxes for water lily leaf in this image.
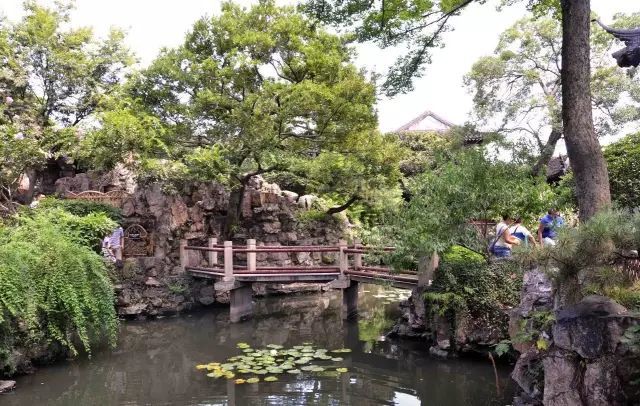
[246,377,260,384]
[238,369,251,374]
[235,379,246,384]
[267,367,283,374]
[331,357,344,362]
[287,369,301,374]
[242,348,254,353]
[311,367,325,372]
[237,343,251,349]
[221,363,235,370]
[264,376,279,382]
[331,348,352,353]
[224,372,235,379]
[254,369,268,375]
[267,344,284,349]
[300,365,316,371]
[196,364,208,370]
[336,368,348,373]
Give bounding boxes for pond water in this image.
[5,286,514,406]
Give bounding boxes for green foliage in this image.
[0,208,118,373]
[377,148,558,261]
[0,1,132,209]
[604,132,640,210]
[38,197,123,223]
[465,14,640,169]
[424,248,523,338]
[125,1,380,200]
[20,203,118,251]
[302,0,477,95]
[528,210,640,308]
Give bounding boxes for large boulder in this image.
[553,295,628,359]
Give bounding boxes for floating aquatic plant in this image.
[196,343,351,384]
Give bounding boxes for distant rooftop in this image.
[395,109,484,144]
[395,110,455,133]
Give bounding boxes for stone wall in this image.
[55,168,349,318]
[509,268,640,406]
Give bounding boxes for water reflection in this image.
[5,286,513,405]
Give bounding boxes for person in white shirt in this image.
[491,214,521,257]
[509,218,537,247]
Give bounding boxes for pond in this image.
[4,286,514,405]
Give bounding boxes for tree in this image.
[560,0,610,220]
[306,0,614,219]
[465,14,640,176]
[375,148,558,264]
[603,132,640,210]
[302,0,480,96]
[0,1,133,207]
[119,1,398,230]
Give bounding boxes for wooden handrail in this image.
[179,238,413,284]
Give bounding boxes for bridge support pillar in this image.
[342,280,359,320]
[229,284,253,323]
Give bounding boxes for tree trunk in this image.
[561,0,611,221]
[223,185,246,240]
[531,128,563,177]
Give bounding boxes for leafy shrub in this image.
[604,132,640,210]
[38,197,123,223]
[0,209,118,374]
[22,206,117,251]
[528,209,640,309]
[425,246,523,334]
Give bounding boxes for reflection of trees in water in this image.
[6,289,512,406]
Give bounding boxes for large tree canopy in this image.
[465,13,640,175]
[90,0,400,217]
[0,1,132,209]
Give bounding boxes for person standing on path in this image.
[109,226,124,261]
[491,214,521,258]
[538,209,564,246]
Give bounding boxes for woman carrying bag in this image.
[490,214,521,258]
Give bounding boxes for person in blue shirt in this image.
[538,209,564,246]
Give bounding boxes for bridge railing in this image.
[179,238,415,282]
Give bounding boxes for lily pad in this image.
[237,342,251,349]
[300,365,316,371]
[311,366,325,372]
[267,344,284,349]
[196,364,208,370]
[246,377,260,384]
[235,379,246,384]
[331,357,344,362]
[264,376,279,382]
[336,368,348,373]
[287,369,301,374]
[331,348,352,353]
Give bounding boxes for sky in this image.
[1,0,637,134]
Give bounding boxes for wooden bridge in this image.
[180,239,421,322]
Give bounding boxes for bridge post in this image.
[247,239,256,273]
[342,280,358,320]
[179,239,187,271]
[338,239,348,278]
[208,238,218,267]
[229,284,253,323]
[224,240,234,281]
[353,239,362,270]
